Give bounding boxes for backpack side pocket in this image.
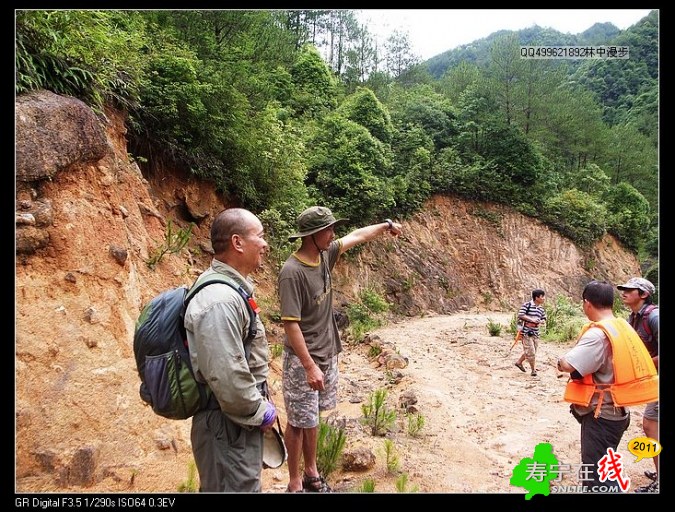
[143,350,205,420]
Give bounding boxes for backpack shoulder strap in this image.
[641,304,657,338]
[185,275,257,341]
[520,301,531,316]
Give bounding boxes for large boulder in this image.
[15,89,108,182]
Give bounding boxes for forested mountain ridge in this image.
[424,15,651,78]
[16,10,659,270]
[423,11,658,136]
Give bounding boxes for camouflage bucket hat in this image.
[617,277,656,295]
[288,206,348,241]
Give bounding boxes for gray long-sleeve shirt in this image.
[184,260,269,427]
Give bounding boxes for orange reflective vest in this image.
[563,317,658,418]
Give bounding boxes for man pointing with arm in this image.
[278,206,402,492]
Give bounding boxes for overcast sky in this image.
[357,9,655,60]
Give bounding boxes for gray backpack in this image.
[133,276,256,420]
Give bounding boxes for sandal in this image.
[302,473,332,493]
[635,480,658,493]
[285,485,304,493]
[644,470,657,481]
[515,362,526,373]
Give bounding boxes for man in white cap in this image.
[278,206,402,492]
[617,277,659,493]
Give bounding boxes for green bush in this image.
[16,10,145,109]
[644,267,659,304]
[316,419,347,478]
[486,318,502,336]
[338,86,394,143]
[556,320,588,344]
[361,388,397,436]
[307,113,396,223]
[269,343,284,359]
[395,473,419,493]
[382,439,400,474]
[603,182,651,252]
[177,461,198,492]
[541,189,607,248]
[406,412,425,437]
[346,288,390,343]
[358,478,376,492]
[146,220,193,269]
[360,288,390,314]
[541,294,587,344]
[368,344,383,358]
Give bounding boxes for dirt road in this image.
[19,311,653,495]
[263,312,654,494]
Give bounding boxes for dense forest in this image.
[15,9,659,276]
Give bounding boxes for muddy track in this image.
[262,312,654,494]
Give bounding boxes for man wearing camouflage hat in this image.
[278,206,402,492]
[617,277,659,493]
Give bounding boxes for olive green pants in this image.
[191,408,263,492]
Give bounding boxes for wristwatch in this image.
[384,218,393,230]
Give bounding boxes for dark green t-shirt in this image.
[278,241,343,366]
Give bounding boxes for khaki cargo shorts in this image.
[522,334,539,360]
